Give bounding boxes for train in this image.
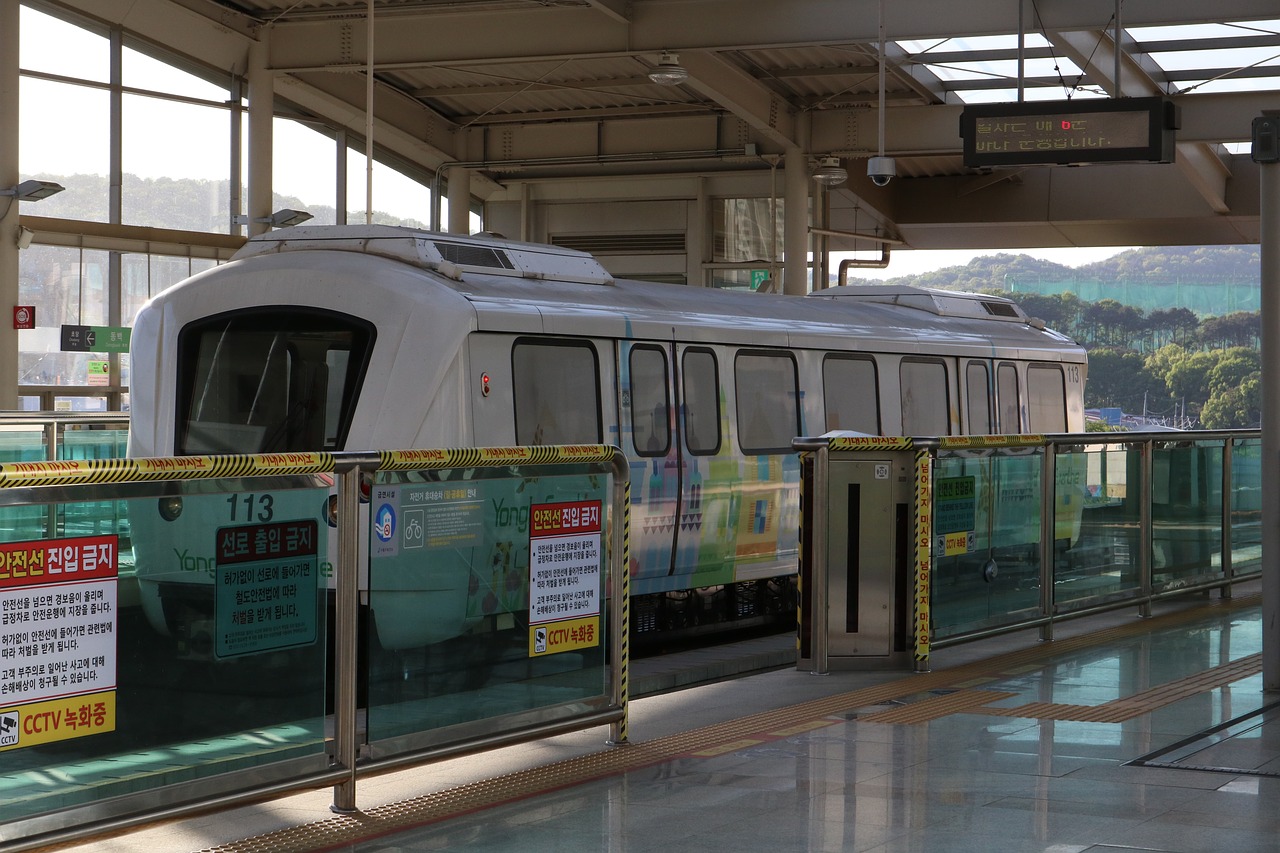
[126,225,1087,654]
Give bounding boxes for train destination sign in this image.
[961,96,1177,168]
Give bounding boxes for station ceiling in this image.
[47,0,1280,252]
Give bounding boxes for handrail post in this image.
[331,453,376,814]
[1139,439,1154,617]
[607,448,631,745]
[1221,438,1234,598]
[1039,442,1055,641]
[810,442,830,675]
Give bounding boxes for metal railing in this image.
[796,430,1263,673]
[0,444,630,851]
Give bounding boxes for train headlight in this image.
[481,372,491,397]
[158,496,184,522]
[326,494,338,527]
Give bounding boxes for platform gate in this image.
[795,436,928,673]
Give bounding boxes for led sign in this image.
[960,97,1177,168]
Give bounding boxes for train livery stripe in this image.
[0,453,335,487]
[379,445,616,471]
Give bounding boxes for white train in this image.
[127,225,1087,651]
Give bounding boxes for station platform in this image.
[49,583,1276,853]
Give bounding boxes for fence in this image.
[0,443,629,850]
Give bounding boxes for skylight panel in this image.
[898,33,1052,55]
[1127,20,1280,42]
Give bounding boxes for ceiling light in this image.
[812,157,848,186]
[0,180,65,202]
[649,52,689,86]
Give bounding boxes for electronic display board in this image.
[960,97,1177,168]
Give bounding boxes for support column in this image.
[783,145,809,296]
[0,0,21,408]
[1258,116,1280,692]
[686,178,706,287]
[447,167,471,234]
[246,37,273,237]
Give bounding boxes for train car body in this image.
[127,225,1087,650]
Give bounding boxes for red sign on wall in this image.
[13,306,34,330]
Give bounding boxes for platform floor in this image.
[51,585,1277,853]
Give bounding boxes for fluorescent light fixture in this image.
[812,157,848,186]
[649,52,689,85]
[0,180,65,202]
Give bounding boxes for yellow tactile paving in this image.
[179,593,1259,853]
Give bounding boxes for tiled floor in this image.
[54,586,1277,853]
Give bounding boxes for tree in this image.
[1082,347,1165,414]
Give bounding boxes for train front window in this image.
[176,309,374,454]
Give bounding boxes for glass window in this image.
[19,78,110,222]
[900,359,950,436]
[513,340,601,445]
[123,93,230,232]
[682,348,721,455]
[629,345,670,456]
[275,118,340,226]
[123,46,228,100]
[20,6,109,82]
[1028,364,1067,433]
[823,355,879,434]
[735,351,799,454]
[966,361,992,435]
[997,362,1021,434]
[176,309,374,453]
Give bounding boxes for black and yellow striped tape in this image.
[379,445,615,471]
[828,436,915,452]
[0,453,334,488]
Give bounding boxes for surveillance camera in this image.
[867,156,896,187]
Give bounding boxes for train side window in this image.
[512,339,602,445]
[682,348,721,455]
[997,362,1021,433]
[735,351,799,454]
[630,345,670,456]
[900,359,950,436]
[823,355,880,434]
[175,308,374,454]
[1027,364,1067,432]
[965,361,993,435]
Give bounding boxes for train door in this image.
[620,342,680,587]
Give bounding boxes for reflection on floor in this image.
[66,586,1277,853]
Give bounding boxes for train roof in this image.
[220,225,1083,359]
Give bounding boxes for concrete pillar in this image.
[1260,125,1280,691]
[447,167,471,234]
[783,145,809,296]
[0,0,20,408]
[246,37,273,237]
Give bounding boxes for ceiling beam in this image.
[676,52,798,149]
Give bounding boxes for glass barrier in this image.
[364,461,615,756]
[1054,443,1143,612]
[931,449,1043,639]
[1151,440,1223,590]
[1230,438,1262,575]
[0,475,332,826]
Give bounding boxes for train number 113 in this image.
[227,493,274,522]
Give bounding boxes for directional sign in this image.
[60,325,130,354]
